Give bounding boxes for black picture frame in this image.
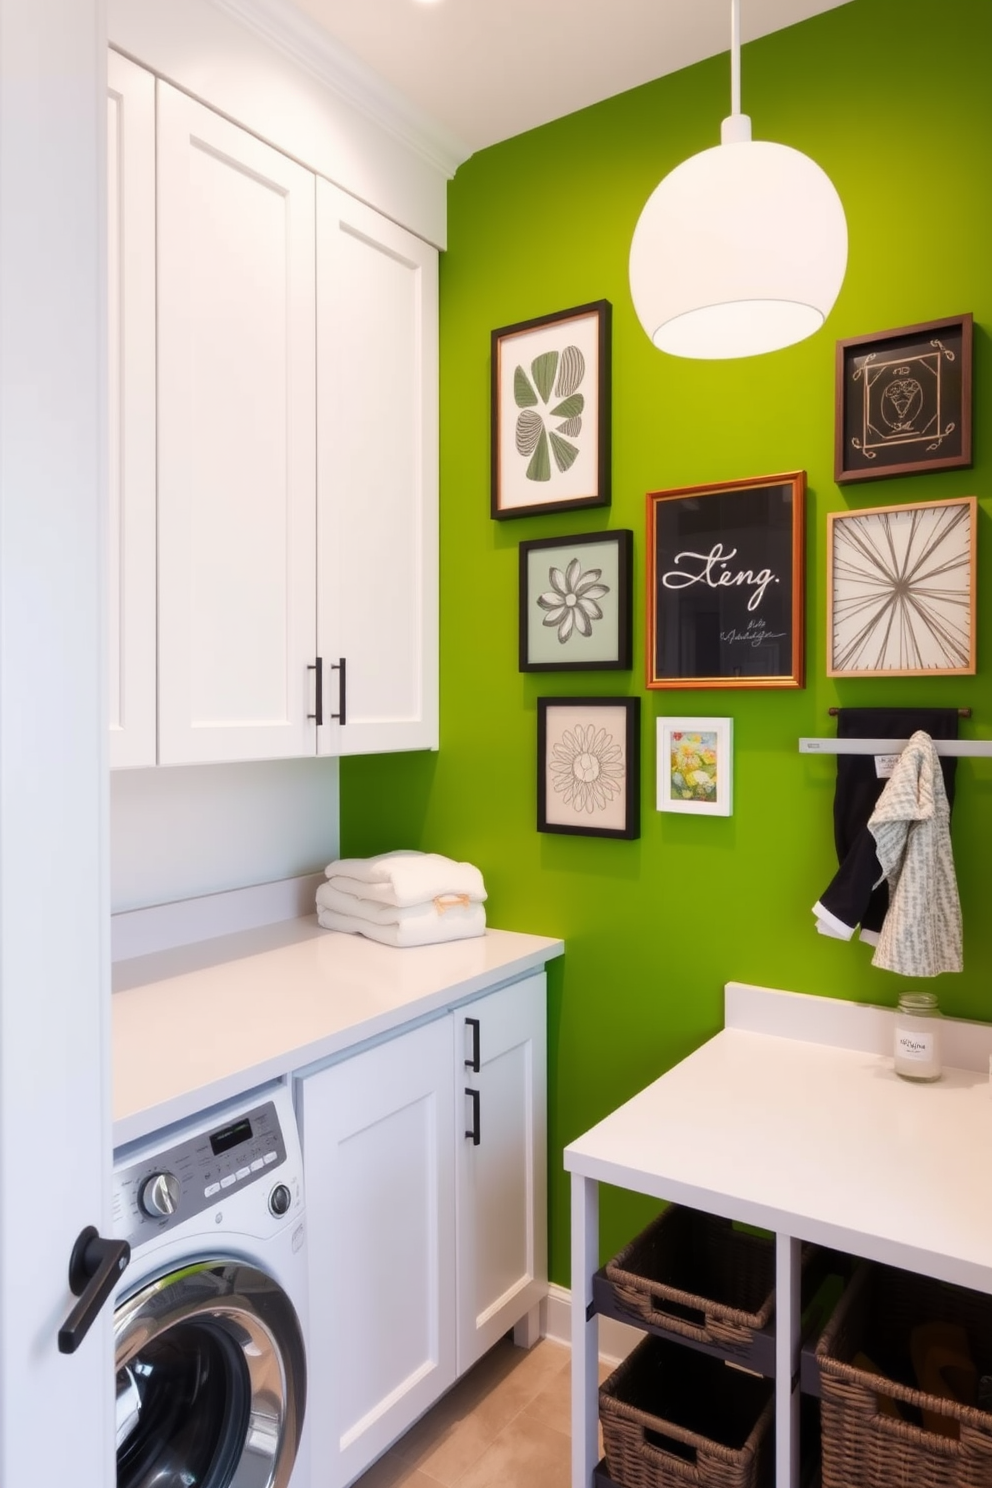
[835,314,973,484]
[646,472,806,690]
[519,530,632,672]
[537,696,640,839]
[491,300,611,520]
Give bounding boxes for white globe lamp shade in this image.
[629,118,848,359]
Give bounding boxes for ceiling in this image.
[289,0,853,155]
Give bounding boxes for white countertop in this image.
[113,918,562,1147]
[565,984,992,1295]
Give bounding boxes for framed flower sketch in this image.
[827,495,977,678]
[647,472,805,690]
[835,314,973,484]
[537,697,639,839]
[519,530,632,672]
[491,300,611,520]
[656,717,733,817]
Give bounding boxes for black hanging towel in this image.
[813,708,959,943]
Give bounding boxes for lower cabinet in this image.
[298,972,547,1488]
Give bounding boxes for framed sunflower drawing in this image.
[491,301,611,519]
[537,697,639,839]
[656,717,733,817]
[519,530,632,671]
[827,495,977,677]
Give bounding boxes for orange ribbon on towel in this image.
[433,893,471,914]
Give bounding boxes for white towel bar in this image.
[799,737,992,757]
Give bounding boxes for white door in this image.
[107,50,156,769]
[316,179,439,756]
[0,3,112,1484]
[157,82,317,764]
[456,975,548,1373]
[300,1018,456,1488]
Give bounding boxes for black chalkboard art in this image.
[647,473,805,690]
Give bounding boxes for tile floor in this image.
[351,1338,608,1488]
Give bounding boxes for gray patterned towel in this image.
[867,731,963,976]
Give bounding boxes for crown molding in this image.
[208,0,471,179]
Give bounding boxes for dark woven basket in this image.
[604,1207,777,1349]
[816,1262,992,1488]
[600,1335,774,1488]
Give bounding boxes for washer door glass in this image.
[115,1259,306,1488]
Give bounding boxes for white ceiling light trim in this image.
[208,0,471,177]
[629,0,847,359]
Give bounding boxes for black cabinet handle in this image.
[307,657,323,726]
[465,1087,481,1146]
[464,1017,481,1072]
[331,657,347,726]
[58,1226,131,1355]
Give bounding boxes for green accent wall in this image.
[342,0,992,1286]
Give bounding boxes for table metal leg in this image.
[775,1234,802,1488]
[571,1172,599,1488]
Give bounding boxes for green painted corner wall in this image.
[342,0,992,1286]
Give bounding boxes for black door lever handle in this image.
[58,1226,131,1355]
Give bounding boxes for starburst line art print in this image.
[828,497,976,677]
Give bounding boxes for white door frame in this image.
[0,1,112,1483]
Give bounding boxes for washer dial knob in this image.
[269,1183,292,1217]
[140,1171,181,1219]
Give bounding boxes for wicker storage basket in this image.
[816,1262,992,1488]
[600,1335,774,1488]
[604,1206,777,1349]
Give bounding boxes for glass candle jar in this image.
[893,991,942,1081]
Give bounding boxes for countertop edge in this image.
[113,924,563,1147]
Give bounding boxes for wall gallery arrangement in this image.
[490,301,978,841]
[491,301,612,519]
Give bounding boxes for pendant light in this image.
[629,0,847,359]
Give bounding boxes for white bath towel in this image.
[867,731,963,977]
[316,899,486,948]
[323,850,486,908]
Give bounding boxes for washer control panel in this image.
[114,1098,288,1245]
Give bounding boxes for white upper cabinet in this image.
[316,180,439,756]
[156,82,318,765]
[107,51,156,769]
[110,69,438,767]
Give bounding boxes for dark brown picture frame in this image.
[491,301,611,520]
[835,314,973,484]
[519,529,632,672]
[537,696,639,839]
[646,472,806,690]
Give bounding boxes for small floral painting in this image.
[520,530,632,671]
[492,301,611,519]
[657,717,733,816]
[539,698,640,839]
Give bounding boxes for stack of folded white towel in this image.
[316,850,487,949]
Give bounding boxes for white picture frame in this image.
[656,717,733,817]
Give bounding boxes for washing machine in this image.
[111,1081,309,1488]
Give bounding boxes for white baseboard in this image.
[541,1284,639,1365]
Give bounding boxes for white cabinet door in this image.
[456,974,548,1374]
[156,83,317,764]
[107,51,156,768]
[301,1018,457,1488]
[316,179,439,756]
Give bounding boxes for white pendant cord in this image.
[730,0,741,118]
